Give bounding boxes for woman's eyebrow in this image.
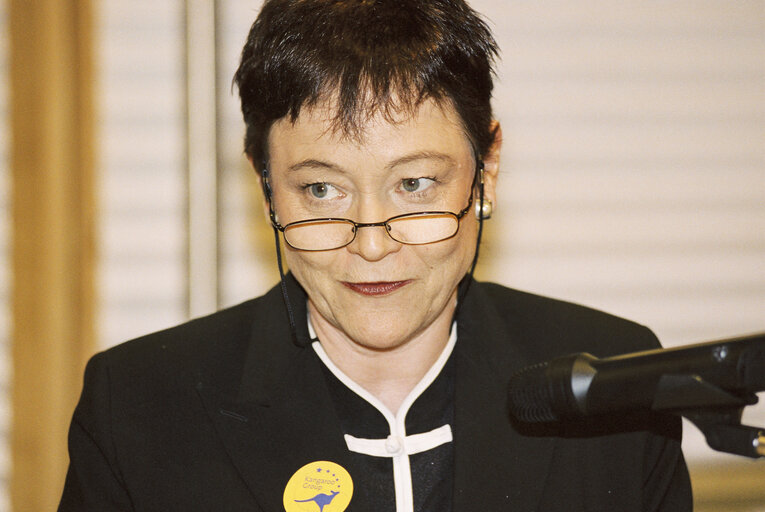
[288,159,346,173]
[287,151,456,173]
[386,151,456,169]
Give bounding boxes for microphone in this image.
[507,332,765,424]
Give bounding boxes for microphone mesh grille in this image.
[507,361,559,423]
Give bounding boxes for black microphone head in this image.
[507,360,560,423]
[508,353,596,423]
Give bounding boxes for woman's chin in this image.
[344,323,415,352]
[333,308,438,354]
[308,280,456,353]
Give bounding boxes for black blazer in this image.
[59,276,692,511]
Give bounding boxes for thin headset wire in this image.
[263,166,313,346]
[454,161,484,323]
[272,222,311,346]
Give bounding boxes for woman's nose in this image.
[346,222,402,261]
[345,201,402,261]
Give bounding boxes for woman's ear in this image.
[482,120,502,207]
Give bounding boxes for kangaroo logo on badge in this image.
[283,460,353,512]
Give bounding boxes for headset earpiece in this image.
[475,199,493,220]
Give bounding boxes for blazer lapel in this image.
[195,276,363,510]
[453,281,556,511]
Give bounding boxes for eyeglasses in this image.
[263,161,482,252]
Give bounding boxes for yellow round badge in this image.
[283,461,353,512]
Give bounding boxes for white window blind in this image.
[218,0,279,308]
[98,0,275,349]
[98,0,187,348]
[485,0,764,346]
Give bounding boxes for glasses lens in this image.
[388,213,459,244]
[283,219,355,250]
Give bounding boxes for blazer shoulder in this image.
[86,289,286,399]
[104,297,259,366]
[474,281,661,359]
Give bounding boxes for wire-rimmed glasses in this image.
[264,161,482,251]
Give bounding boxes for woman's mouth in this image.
[342,280,411,296]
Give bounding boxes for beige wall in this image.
[0,2,9,510]
[7,1,96,510]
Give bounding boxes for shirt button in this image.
[385,435,403,455]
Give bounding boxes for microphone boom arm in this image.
[507,332,765,458]
[653,372,764,458]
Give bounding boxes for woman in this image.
[60,1,692,510]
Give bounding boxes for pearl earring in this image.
[475,199,493,220]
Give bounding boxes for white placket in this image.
[310,322,457,512]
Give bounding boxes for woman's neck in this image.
[308,297,455,414]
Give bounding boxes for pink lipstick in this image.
[342,281,410,296]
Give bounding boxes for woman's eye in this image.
[308,182,335,199]
[401,177,435,193]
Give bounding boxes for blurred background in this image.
[1,0,763,510]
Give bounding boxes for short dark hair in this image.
[234,0,499,170]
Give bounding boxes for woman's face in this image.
[266,98,498,351]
